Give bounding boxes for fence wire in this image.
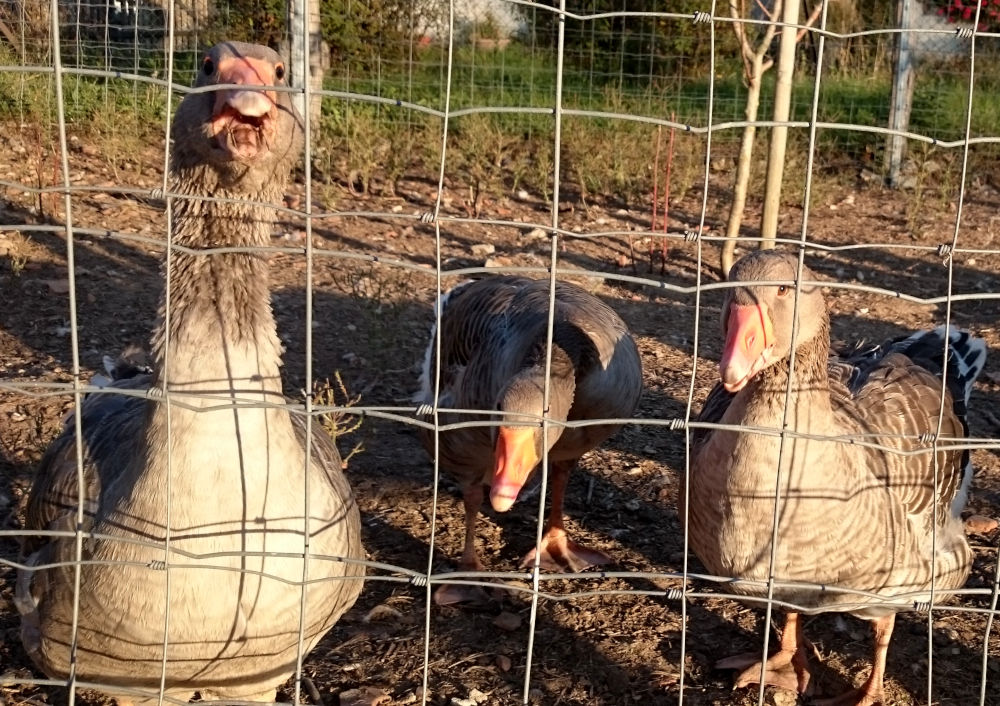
[1,2,999,706]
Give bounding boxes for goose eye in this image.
[275,63,285,81]
[202,57,214,76]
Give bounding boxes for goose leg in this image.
[435,483,492,605]
[717,611,814,695]
[519,461,610,573]
[813,614,894,706]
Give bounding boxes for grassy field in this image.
[2,40,1000,210]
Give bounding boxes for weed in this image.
[448,112,519,215]
[310,372,365,468]
[330,262,419,370]
[4,233,31,276]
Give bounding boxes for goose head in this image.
[170,41,303,189]
[719,250,827,392]
[488,366,574,513]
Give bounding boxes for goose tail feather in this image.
[895,325,987,408]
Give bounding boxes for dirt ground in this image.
[1,128,999,706]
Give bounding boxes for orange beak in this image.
[212,54,278,118]
[490,426,539,512]
[720,302,774,392]
[210,55,279,161]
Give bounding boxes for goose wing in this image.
[831,351,968,525]
[22,372,150,557]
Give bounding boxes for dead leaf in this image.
[492,611,521,631]
[362,603,404,623]
[42,278,70,294]
[338,686,391,706]
[965,514,998,534]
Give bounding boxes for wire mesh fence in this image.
[1,1,999,705]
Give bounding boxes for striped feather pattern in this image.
[687,251,986,616]
[417,275,642,488]
[414,276,642,581]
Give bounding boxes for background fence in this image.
[1,1,999,705]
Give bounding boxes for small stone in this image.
[495,654,512,671]
[493,611,522,631]
[471,243,495,257]
[965,514,998,534]
[469,689,489,704]
[523,227,548,242]
[449,699,475,706]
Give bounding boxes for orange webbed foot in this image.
[519,527,611,573]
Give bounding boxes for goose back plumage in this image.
[417,275,642,487]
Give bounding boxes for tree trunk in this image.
[288,0,326,131]
[759,0,801,249]
[721,54,765,277]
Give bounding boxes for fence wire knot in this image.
[419,211,436,224]
[146,386,164,400]
[682,229,700,242]
[937,243,953,259]
[918,431,937,444]
[415,403,434,417]
[147,559,167,571]
[691,11,713,24]
[149,187,164,200]
[912,600,932,613]
[955,26,975,40]
[668,418,686,431]
[409,574,429,587]
[663,587,685,601]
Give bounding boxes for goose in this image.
[416,276,642,604]
[16,42,364,705]
[684,249,986,705]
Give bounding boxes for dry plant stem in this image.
[660,113,676,275]
[721,0,778,278]
[650,125,662,273]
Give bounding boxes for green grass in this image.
[3,40,1000,208]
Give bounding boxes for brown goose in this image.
[15,42,364,705]
[685,250,986,705]
[416,276,642,604]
